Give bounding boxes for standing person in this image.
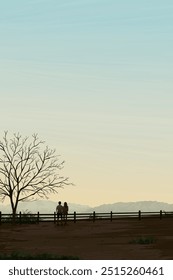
[63,202,69,225]
[56,201,63,225]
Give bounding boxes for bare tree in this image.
[0,132,71,221]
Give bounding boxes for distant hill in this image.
[0,200,91,214]
[90,201,173,212]
[0,200,173,214]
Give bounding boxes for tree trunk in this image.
[10,197,18,223]
[12,207,17,223]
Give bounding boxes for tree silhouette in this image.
[0,132,71,221]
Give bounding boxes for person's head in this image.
[58,201,61,205]
[64,202,67,206]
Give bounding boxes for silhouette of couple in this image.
[56,201,69,225]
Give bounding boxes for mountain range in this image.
[0,200,173,214]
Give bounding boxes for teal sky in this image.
[0,0,173,206]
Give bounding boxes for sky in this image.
[0,0,173,207]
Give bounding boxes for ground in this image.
[0,218,173,259]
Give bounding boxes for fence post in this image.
[160,210,162,220]
[110,211,113,222]
[54,212,56,224]
[19,211,22,224]
[0,211,1,225]
[37,212,39,224]
[93,211,95,222]
[74,211,76,223]
[138,210,141,220]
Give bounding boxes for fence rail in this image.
[0,210,173,224]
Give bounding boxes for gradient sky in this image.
[0,0,173,206]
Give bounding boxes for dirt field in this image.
[0,218,173,259]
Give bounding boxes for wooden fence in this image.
[0,210,173,224]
